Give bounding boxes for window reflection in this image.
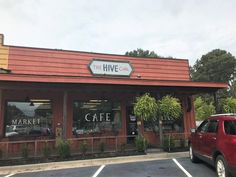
[73,100,121,136]
[5,101,52,137]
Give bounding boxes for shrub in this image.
[99,142,105,153]
[42,142,51,159]
[163,136,175,151]
[180,138,188,148]
[21,144,29,159]
[119,143,126,153]
[56,140,70,159]
[135,136,148,152]
[80,141,88,156]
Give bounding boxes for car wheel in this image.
[216,155,231,177]
[189,144,199,163]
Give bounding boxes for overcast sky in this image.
[0,0,235,65]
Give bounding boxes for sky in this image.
[0,0,236,66]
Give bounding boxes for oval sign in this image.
[89,59,133,77]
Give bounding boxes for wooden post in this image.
[63,91,68,140]
[213,92,219,114]
[34,141,37,157]
[159,118,163,148]
[115,136,118,152]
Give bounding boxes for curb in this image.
[0,151,188,175]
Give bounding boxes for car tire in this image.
[189,144,199,163]
[216,155,231,177]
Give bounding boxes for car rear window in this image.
[224,120,236,135]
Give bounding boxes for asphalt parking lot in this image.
[0,157,217,177]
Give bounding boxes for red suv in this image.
[189,114,236,177]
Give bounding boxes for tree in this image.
[194,97,216,121]
[125,48,160,58]
[222,97,236,113]
[191,49,236,83]
[134,93,158,136]
[228,80,236,98]
[191,49,236,113]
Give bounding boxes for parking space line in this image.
[92,165,105,177]
[172,158,192,177]
[4,174,15,177]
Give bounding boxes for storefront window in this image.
[144,117,183,133]
[162,118,183,133]
[5,100,52,137]
[73,100,121,135]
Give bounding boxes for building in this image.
[0,34,227,148]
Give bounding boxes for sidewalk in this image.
[0,151,189,175]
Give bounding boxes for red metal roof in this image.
[0,44,228,90]
[7,46,191,81]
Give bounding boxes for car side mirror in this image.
[190,128,196,133]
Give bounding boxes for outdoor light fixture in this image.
[29,101,35,106]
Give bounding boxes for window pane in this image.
[197,120,209,132]
[73,100,121,135]
[207,120,218,133]
[5,101,52,137]
[224,120,236,135]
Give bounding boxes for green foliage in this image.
[80,141,88,155]
[99,142,105,153]
[119,143,126,153]
[21,144,29,159]
[180,138,188,148]
[191,49,236,83]
[135,136,148,152]
[125,48,160,58]
[228,80,236,98]
[158,95,182,120]
[222,97,236,113]
[194,97,216,120]
[56,139,71,159]
[134,93,158,121]
[163,136,175,151]
[42,142,51,159]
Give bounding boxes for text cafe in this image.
[0,34,227,147]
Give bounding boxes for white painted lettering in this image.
[106,113,111,121]
[12,120,17,125]
[93,114,98,122]
[18,119,22,125]
[85,113,91,122]
[99,113,104,121]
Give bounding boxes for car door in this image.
[193,120,209,154]
[201,120,219,161]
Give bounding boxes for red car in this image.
[189,114,236,177]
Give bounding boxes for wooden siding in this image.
[0,45,9,69]
[8,47,190,81]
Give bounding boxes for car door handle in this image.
[212,137,216,140]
